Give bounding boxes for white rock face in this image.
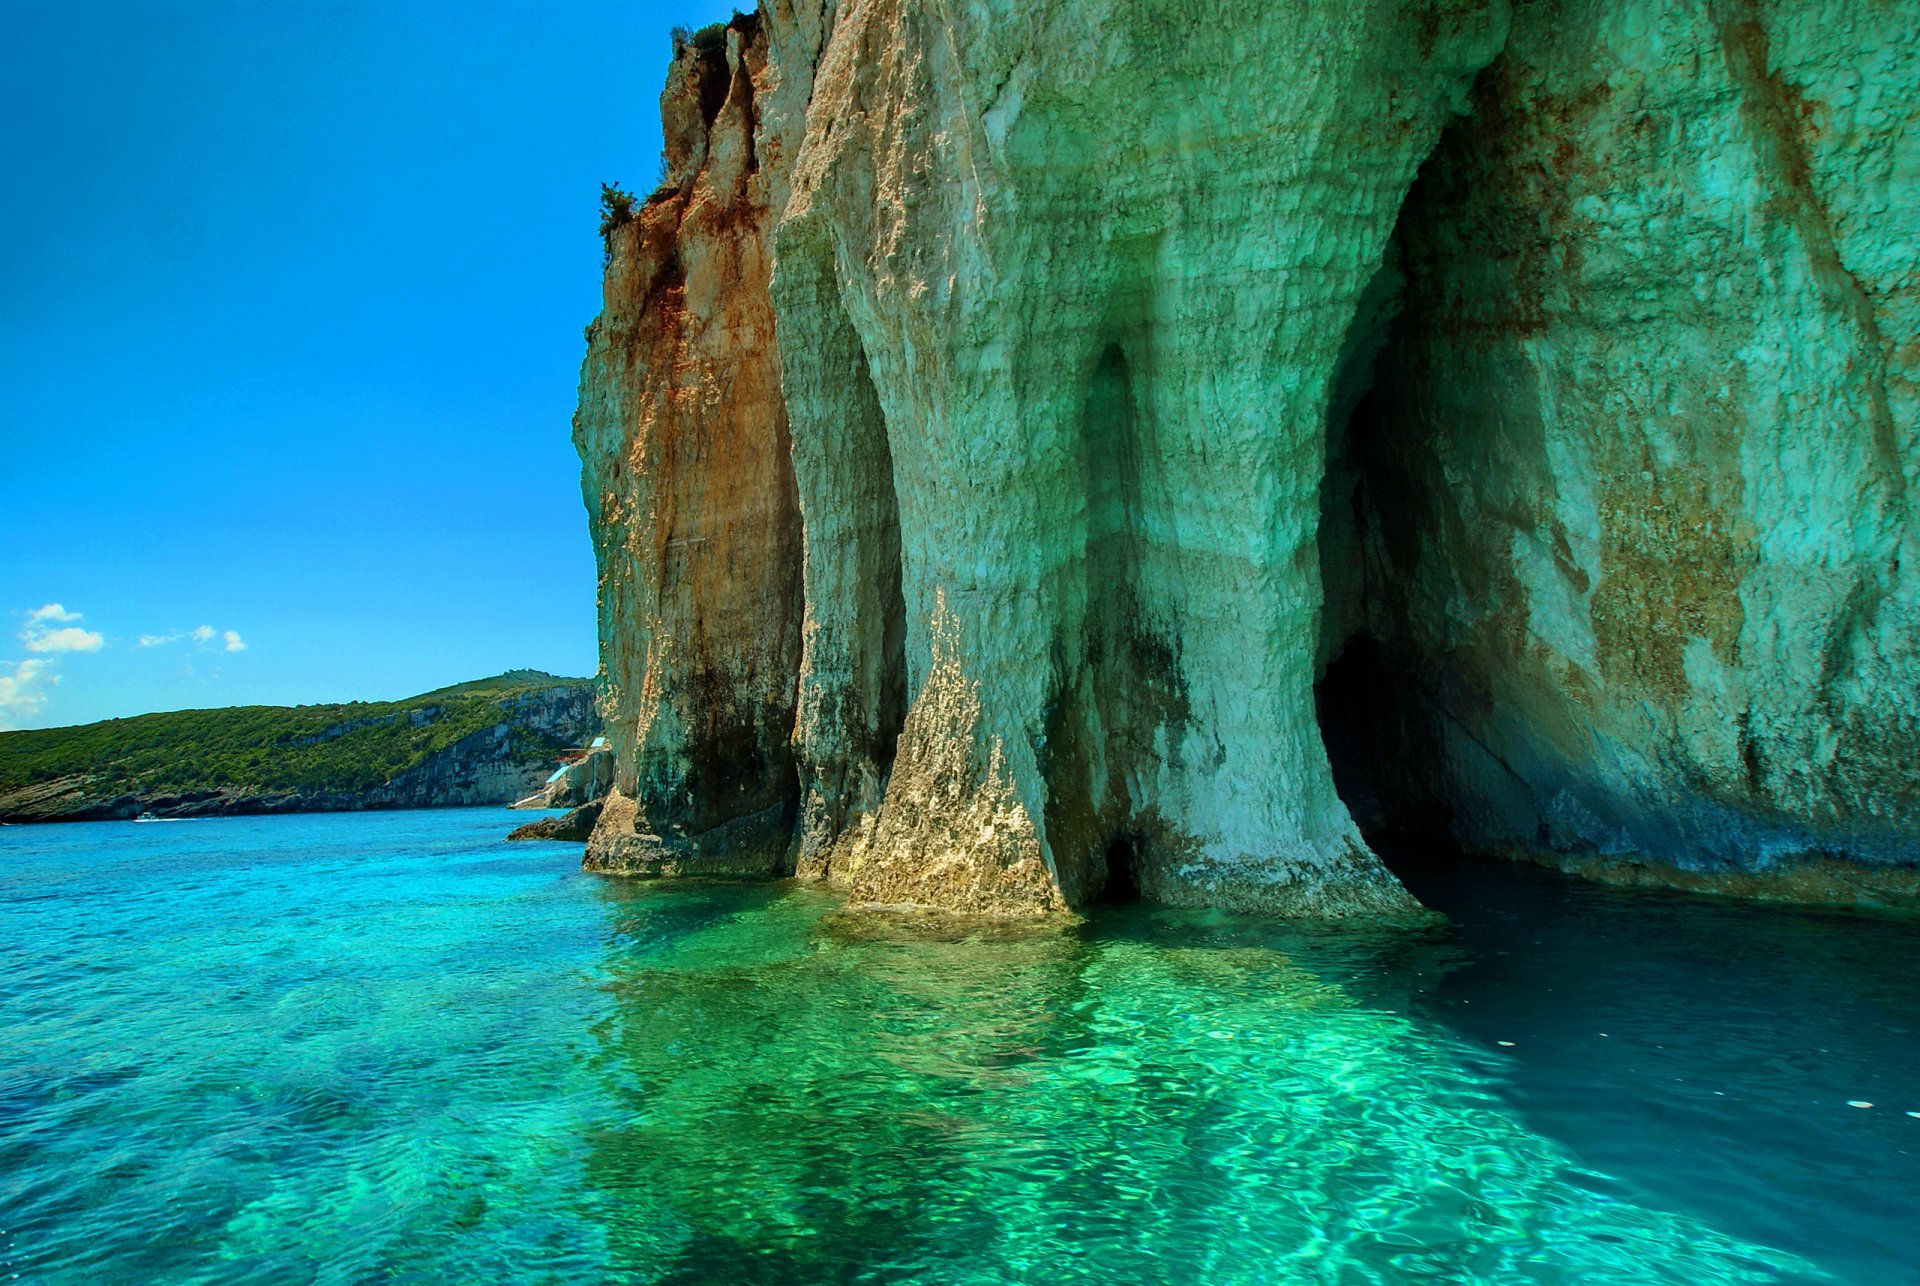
[1319,0,1920,897]
[770,0,1509,913]
[577,0,1920,912]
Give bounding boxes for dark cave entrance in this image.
[1314,368,1444,855]
[1310,151,1459,872]
[771,223,909,874]
[1094,833,1147,905]
[859,341,910,786]
[1048,330,1172,908]
[1314,635,1443,850]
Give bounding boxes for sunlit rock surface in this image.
[576,15,805,877]
[1319,0,1920,900]
[771,0,1508,915]
[577,0,1920,912]
[507,797,605,843]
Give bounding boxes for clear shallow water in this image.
[0,812,1913,1284]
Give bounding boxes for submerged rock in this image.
[576,0,1920,912]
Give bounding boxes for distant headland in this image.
[0,671,598,823]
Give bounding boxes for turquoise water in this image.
[2,812,1915,1284]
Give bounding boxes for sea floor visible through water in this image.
[1,809,1915,1284]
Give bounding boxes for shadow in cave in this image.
[1314,379,1456,882]
[1314,632,1466,898]
[1093,834,1145,905]
[1309,135,1478,900]
[1046,323,1190,907]
[1315,341,1920,1284]
[1316,639,1421,839]
[771,219,909,874]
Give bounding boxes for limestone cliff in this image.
[578,0,1920,913]
[575,14,806,878]
[1318,0,1920,901]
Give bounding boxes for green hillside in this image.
[0,672,595,800]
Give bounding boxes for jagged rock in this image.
[508,798,605,843]
[582,787,796,877]
[548,745,615,809]
[576,13,806,879]
[514,744,616,810]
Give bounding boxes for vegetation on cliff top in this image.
[599,182,636,236]
[0,672,593,800]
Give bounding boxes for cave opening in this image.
[1041,333,1161,905]
[822,299,911,854]
[1315,635,1433,844]
[1311,153,1458,876]
[868,353,910,782]
[770,220,910,877]
[1094,833,1146,905]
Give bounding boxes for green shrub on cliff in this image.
[599,183,635,237]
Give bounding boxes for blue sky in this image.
[1,0,739,729]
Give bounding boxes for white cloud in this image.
[7,604,102,727]
[0,658,56,730]
[24,625,105,654]
[137,622,251,654]
[19,605,104,654]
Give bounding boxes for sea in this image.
[2,809,1916,1284]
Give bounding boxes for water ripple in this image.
[0,813,1905,1283]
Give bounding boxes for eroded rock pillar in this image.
[776,0,1510,912]
[575,16,804,876]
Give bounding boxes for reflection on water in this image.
[1,811,1910,1283]
[579,895,1809,1285]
